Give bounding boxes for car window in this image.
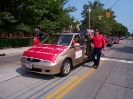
[74,35,81,43]
[41,35,73,46]
[72,35,82,45]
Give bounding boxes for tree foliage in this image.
[0,0,130,36]
[80,1,129,36]
[0,0,77,35]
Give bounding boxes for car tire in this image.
[60,59,71,77]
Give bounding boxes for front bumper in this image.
[20,57,61,75]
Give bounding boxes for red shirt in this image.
[72,40,77,45]
[92,35,105,48]
[33,38,40,46]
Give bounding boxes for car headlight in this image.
[55,57,60,62]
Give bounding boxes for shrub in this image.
[0,38,33,49]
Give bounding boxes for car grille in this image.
[27,58,40,62]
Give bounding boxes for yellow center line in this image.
[55,60,104,99]
[45,76,78,99]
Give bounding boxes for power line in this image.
[110,0,120,9]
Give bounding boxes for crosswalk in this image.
[101,57,133,64]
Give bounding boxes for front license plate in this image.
[25,63,32,69]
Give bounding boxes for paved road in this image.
[0,38,133,99]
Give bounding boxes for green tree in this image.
[0,0,77,36]
[80,1,129,36]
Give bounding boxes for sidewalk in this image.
[0,46,31,56]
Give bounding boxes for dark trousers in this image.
[91,48,102,67]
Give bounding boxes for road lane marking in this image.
[101,57,133,64]
[45,76,78,99]
[55,60,104,99]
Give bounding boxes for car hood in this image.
[23,44,68,63]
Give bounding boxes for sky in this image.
[65,0,133,33]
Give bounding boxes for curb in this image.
[0,53,6,56]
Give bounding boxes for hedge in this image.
[0,38,33,49]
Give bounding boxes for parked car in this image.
[119,36,124,40]
[113,37,119,44]
[20,33,92,77]
[106,37,114,46]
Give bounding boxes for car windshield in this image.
[41,34,73,46]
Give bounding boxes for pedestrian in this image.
[35,28,41,39]
[32,36,40,46]
[91,29,106,69]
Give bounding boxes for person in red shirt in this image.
[32,36,40,46]
[72,37,80,45]
[72,39,78,45]
[91,29,106,69]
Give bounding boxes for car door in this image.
[82,34,92,59]
[72,35,84,65]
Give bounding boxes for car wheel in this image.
[60,59,71,77]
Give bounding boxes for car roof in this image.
[52,33,81,36]
[52,33,91,39]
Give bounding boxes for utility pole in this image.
[88,1,91,29]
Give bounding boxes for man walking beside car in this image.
[91,29,106,69]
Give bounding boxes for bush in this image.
[0,38,33,49]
